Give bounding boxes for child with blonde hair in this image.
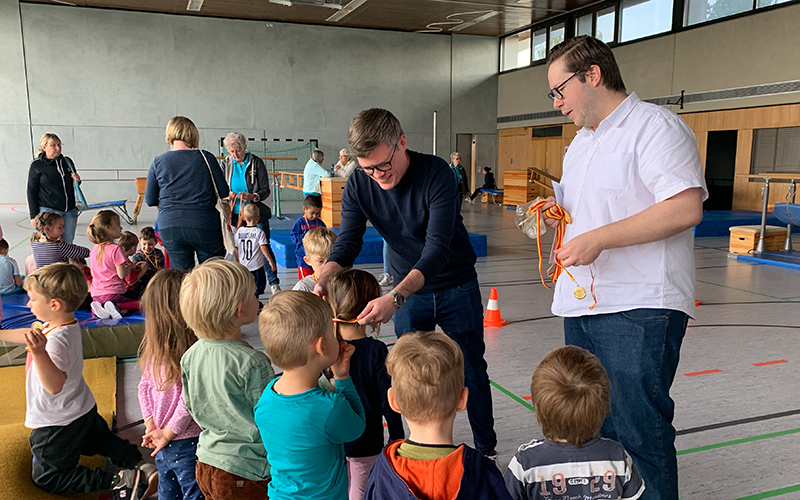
[180,259,273,499]
[235,203,277,300]
[30,211,90,269]
[504,346,644,500]
[292,226,337,292]
[138,269,203,500]
[327,268,404,500]
[365,331,511,500]
[255,290,366,500]
[86,210,139,319]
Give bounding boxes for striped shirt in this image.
[32,240,91,268]
[503,437,645,500]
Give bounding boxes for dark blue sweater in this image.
[329,150,477,292]
[145,149,230,230]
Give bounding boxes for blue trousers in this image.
[159,226,225,272]
[40,207,79,244]
[393,277,497,455]
[564,308,689,500]
[232,214,279,286]
[382,241,390,275]
[154,437,203,500]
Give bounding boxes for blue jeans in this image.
[232,214,279,286]
[382,241,390,275]
[251,268,266,298]
[393,277,497,455]
[154,437,203,500]
[40,207,79,244]
[564,309,689,500]
[159,226,225,271]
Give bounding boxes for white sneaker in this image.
[104,301,123,320]
[465,197,473,204]
[378,273,393,286]
[271,284,282,295]
[91,301,110,319]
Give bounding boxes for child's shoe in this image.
[270,284,281,295]
[111,468,144,499]
[91,301,111,319]
[137,462,158,499]
[104,302,123,320]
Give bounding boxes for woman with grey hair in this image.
[302,149,330,197]
[333,149,358,178]
[219,131,281,294]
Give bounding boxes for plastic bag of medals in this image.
[514,197,548,240]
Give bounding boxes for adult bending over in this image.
[27,134,82,244]
[145,116,230,271]
[314,108,497,458]
[220,132,281,294]
[302,149,330,197]
[333,149,358,178]
[539,36,706,500]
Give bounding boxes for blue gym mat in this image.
[1,292,144,330]
[694,210,782,237]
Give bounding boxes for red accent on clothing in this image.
[298,266,313,280]
[384,440,465,500]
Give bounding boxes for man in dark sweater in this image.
[314,108,497,458]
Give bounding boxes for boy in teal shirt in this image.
[255,291,366,500]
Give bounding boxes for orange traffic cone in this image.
[483,288,507,327]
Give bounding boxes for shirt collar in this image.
[576,91,640,137]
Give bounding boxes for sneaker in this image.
[137,462,158,499]
[104,302,123,320]
[91,301,111,319]
[112,468,145,499]
[378,273,392,286]
[466,197,473,204]
[270,284,282,295]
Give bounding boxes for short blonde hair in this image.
[386,331,464,423]
[117,231,139,252]
[24,263,87,313]
[36,133,61,155]
[180,259,255,340]
[242,203,261,222]
[302,227,337,260]
[530,346,610,447]
[259,291,332,369]
[165,116,200,148]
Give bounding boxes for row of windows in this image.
[501,0,794,72]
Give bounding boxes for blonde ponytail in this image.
[87,210,120,265]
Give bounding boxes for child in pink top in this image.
[137,269,203,500]
[86,210,139,319]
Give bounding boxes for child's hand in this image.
[330,341,355,380]
[135,261,148,272]
[143,427,177,456]
[24,328,47,356]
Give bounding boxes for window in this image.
[757,0,793,6]
[596,7,616,43]
[575,14,592,36]
[685,0,753,25]
[751,127,800,174]
[501,29,531,71]
[620,0,673,42]
[533,28,547,61]
[549,23,565,50]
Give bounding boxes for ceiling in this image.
[25,0,602,37]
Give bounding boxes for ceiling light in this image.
[186,0,203,11]
[269,0,293,5]
[50,0,77,5]
[449,10,498,31]
[322,2,343,8]
[326,0,367,22]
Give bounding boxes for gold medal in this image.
[573,286,587,300]
[31,321,44,331]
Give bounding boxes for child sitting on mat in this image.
[0,238,23,295]
[30,211,90,269]
[0,263,157,498]
[293,227,337,292]
[290,195,326,280]
[117,231,148,299]
[131,226,165,297]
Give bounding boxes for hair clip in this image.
[332,318,360,324]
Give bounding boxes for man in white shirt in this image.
[540,36,707,500]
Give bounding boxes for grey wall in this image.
[0,0,498,203]
[498,2,800,128]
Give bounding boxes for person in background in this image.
[130,226,165,298]
[27,133,82,244]
[235,204,277,301]
[0,238,23,295]
[449,152,470,204]
[30,211,90,269]
[467,167,497,204]
[220,132,281,295]
[290,195,326,280]
[302,149,330,197]
[333,149,358,178]
[292,227,337,293]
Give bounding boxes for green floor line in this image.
[781,296,800,300]
[10,235,28,252]
[696,280,782,300]
[677,427,800,455]
[733,484,800,500]
[489,379,535,413]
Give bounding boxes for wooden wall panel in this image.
[695,131,708,171]
[732,130,754,210]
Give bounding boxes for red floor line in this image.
[684,369,722,377]
[522,396,532,400]
[753,359,788,367]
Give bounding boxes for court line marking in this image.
[684,369,722,377]
[732,484,800,500]
[753,359,788,367]
[677,408,800,436]
[696,280,782,300]
[489,379,535,412]
[677,427,800,455]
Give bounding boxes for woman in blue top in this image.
[145,116,230,271]
[302,150,330,197]
[220,132,281,294]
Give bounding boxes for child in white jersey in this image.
[235,203,277,300]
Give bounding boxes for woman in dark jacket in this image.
[26,133,82,243]
[220,132,281,294]
[145,116,230,271]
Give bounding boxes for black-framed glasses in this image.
[357,144,398,175]
[547,71,581,101]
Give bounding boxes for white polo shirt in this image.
[552,92,708,318]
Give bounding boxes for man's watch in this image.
[388,289,405,309]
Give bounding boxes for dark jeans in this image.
[393,277,497,455]
[564,308,689,500]
[160,226,226,272]
[155,437,203,500]
[251,268,266,298]
[29,405,141,494]
[232,214,279,286]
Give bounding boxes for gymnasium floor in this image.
[2,200,798,500]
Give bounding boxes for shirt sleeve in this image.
[108,244,128,267]
[622,451,646,499]
[11,258,19,276]
[411,166,457,282]
[328,179,368,268]
[165,380,195,436]
[44,331,71,375]
[244,353,275,409]
[324,377,366,443]
[257,228,268,247]
[503,455,534,500]
[59,242,91,261]
[137,367,155,421]
[27,164,41,219]
[290,219,304,245]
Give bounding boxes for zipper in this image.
[56,158,69,212]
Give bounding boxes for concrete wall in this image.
[0,0,498,203]
[498,2,800,128]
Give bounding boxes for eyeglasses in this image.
[357,144,397,175]
[547,71,582,101]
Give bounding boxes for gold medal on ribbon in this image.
[573,286,587,300]
[31,321,44,331]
